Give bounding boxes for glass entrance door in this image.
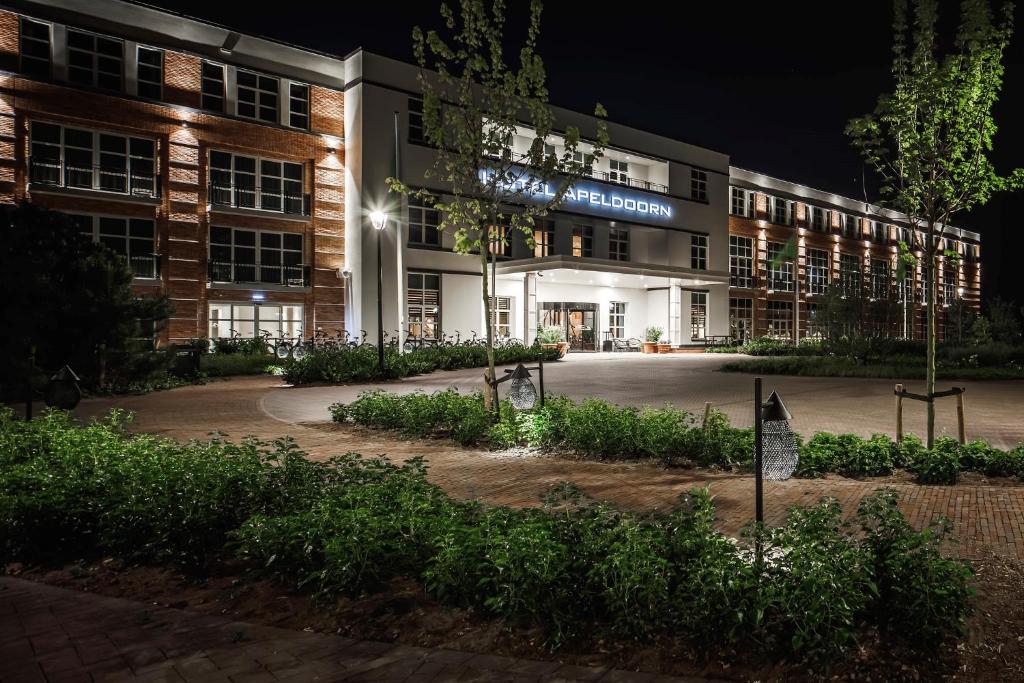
[568,309,596,351]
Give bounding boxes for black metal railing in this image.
[584,169,669,194]
[129,253,160,279]
[29,156,160,198]
[208,182,311,217]
[208,260,310,287]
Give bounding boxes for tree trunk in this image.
[926,233,937,448]
[480,235,496,412]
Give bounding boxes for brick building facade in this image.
[0,2,346,344]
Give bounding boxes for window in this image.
[895,226,910,245]
[490,296,512,337]
[730,187,753,217]
[690,291,707,340]
[201,61,225,112]
[572,224,593,257]
[843,214,860,238]
[573,150,595,175]
[407,272,440,339]
[136,46,162,99]
[871,221,888,244]
[67,29,122,91]
[811,207,825,232]
[609,302,626,338]
[943,265,957,305]
[806,248,830,295]
[209,151,305,215]
[29,122,156,197]
[533,218,554,257]
[237,70,279,123]
[408,98,425,142]
[74,214,157,278]
[769,196,791,225]
[729,298,753,343]
[766,300,793,339]
[840,253,862,294]
[288,83,310,129]
[766,241,793,292]
[729,235,753,288]
[408,203,440,247]
[691,234,707,270]
[209,227,305,286]
[209,303,303,340]
[609,227,629,261]
[609,159,629,184]
[487,223,508,256]
[20,17,51,78]
[806,302,822,338]
[691,169,707,201]
[871,258,890,299]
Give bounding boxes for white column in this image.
[669,284,682,346]
[524,272,538,344]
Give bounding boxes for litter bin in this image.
[169,345,202,377]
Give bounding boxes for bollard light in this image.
[44,365,82,410]
[507,364,537,410]
[761,390,797,481]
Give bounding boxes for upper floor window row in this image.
[209,150,308,216]
[200,62,310,130]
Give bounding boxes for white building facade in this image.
[343,51,732,351]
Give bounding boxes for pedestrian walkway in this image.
[0,577,713,682]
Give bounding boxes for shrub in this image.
[893,434,927,469]
[842,433,896,477]
[561,399,640,457]
[982,446,1024,478]
[644,326,663,343]
[201,352,278,377]
[536,325,564,344]
[797,433,844,477]
[913,444,961,485]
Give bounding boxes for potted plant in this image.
[643,326,662,354]
[537,325,569,358]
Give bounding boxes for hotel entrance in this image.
[540,302,598,352]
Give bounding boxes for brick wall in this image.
[0,9,346,344]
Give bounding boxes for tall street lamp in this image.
[370,210,388,375]
[957,286,965,345]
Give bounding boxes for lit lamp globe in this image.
[761,390,797,481]
[370,210,388,231]
[507,364,537,410]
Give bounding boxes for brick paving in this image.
[69,362,1024,561]
[0,577,714,683]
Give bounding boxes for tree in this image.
[388,0,608,409]
[0,202,170,394]
[846,0,1023,446]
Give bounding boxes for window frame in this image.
[806,248,830,295]
[729,297,753,343]
[691,169,708,202]
[208,226,305,286]
[766,241,794,292]
[288,82,310,130]
[407,271,441,339]
[209,150,305,215]
[766,300,793,339]
[691,234,708,270]
[136,45,163,100]
[71,213,158,279]
[571,224,593,258]
[201,61,225,112]
[608,301,626,339]
[729,235,754,288]
[408,203,441,247]
[533,218,555,257]
[66,27,123,92]
[208,302,303,341]
[609,227,629,261]
[690,291,707,340]
[19,17,52,78]
[235,69,279,123]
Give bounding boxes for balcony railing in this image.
[129,254,160,279]
[208,260,310,288]
[584,170,669,194]
[208,182,311,217]
[29,157,160,198]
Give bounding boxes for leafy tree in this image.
[846,0,1023,445]
[984,296,1021,343]
[0,202,170,393]
[388,0,608,409]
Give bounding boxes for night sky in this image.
[141,0,1024,306]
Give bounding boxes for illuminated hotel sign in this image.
[478,169,675,221]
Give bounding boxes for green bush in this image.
[201,352,278,377]
[911,446,961,485]
[0,411,975,661]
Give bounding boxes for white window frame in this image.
[208,226,305,286]
[766,301,793,339]
[691,234,708,270]
[609,159,629,184]
[690,291,707,340]
[71,213,158,279]
[691,169,707,201]
[871,258,890,299]
[766,241,793,292]
[407,272,441,339]
[609,301,626,339]
[729,235,753,288]
[209,150,304,214]
[729,297,753,342]
[208,302,303,341]
[609,227,629,261]
[235,69,279,123]
[408,203,441,247]
[490,296,512,338]
[806,248,830,295]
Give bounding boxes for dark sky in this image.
[142,0,1024,306]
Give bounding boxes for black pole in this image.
[538,355,545,407]
[24,346,34,421]
[376,225,385,376]
[754,376,763,565]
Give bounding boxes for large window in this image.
[408,98,425,142]
[533,218,554,257]
[943,265,957,305]
[572,224,593,257]
[691,169,707,202]
[209,151,305,215]
[73,214,157,278]
[136,46,162,100]
[766,241,793,292]
[690,291,707,340]
[811,207,826,232]
[843,214,860,238]
[236,70,279,123]
[29,121,156,197]
[408,203,441,247]
[806,248,829,295]
[67,29,122,91]
[806,302,822,338]
[609,227,629,261]
[840,253,862,294]
[766,300,793,339]
[609,302,626,338]
[288,83,310,129]
[729,235,754,288]
[769,196,791,225]
[730,187,754,217]
[871,221,888,244]
[490,296,512,338]
[871,258,890,299]
[208,227,305,286]
[20,17,51,78]
[201,61,225,112]
[729,297,753,343]
[691,234,708,270]
[407,272,440,339]
[608,159,629,184]
[209,303,303,340]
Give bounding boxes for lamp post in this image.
[957,286,965,345]
[753,377,796,567]
[370,210,388,375]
